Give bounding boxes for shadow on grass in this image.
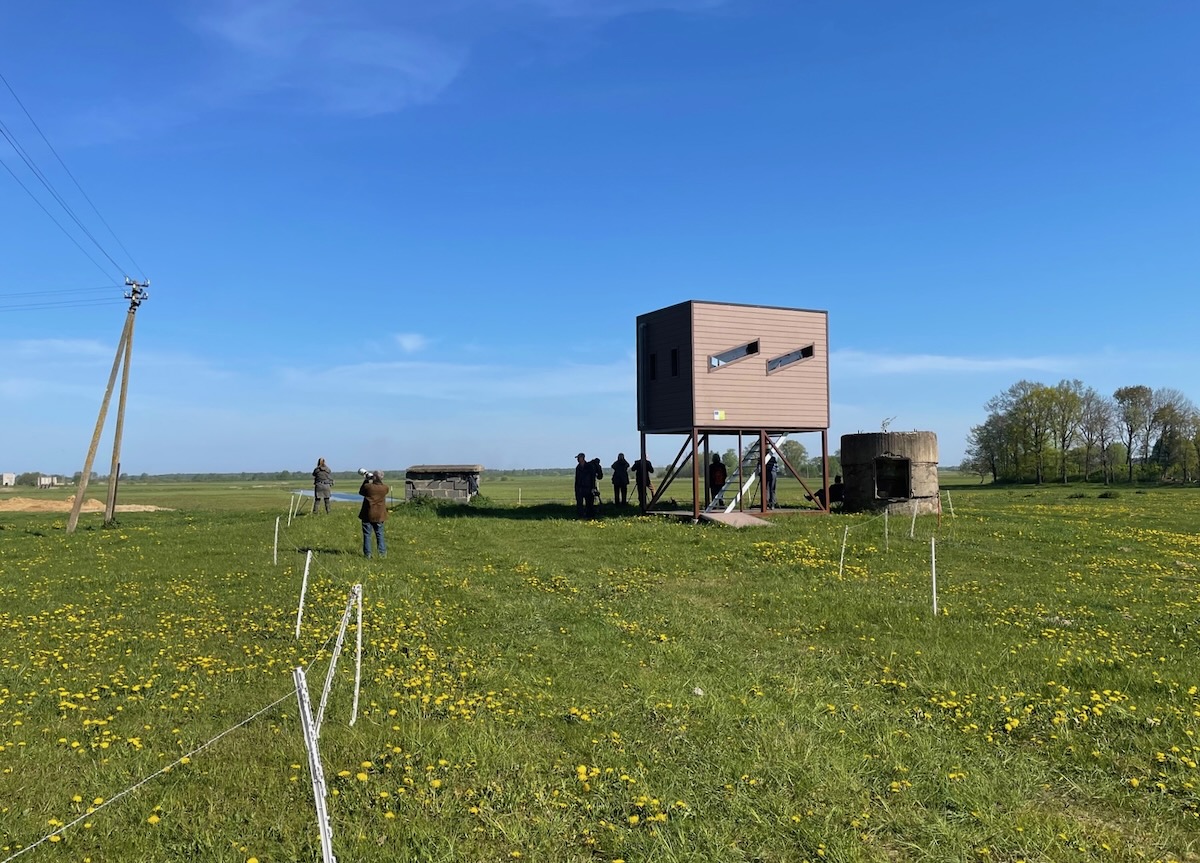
[415,502,649,522]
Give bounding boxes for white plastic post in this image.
[946,490,955,518]
[274,516,280,566]
[316,587,359,735]
[931,536,938,617]
[293,668,337,863]
[884,508,889,552]
[288,495,295,527]
[909,499,918,539]
[351,585,362,726]
[296,550,312,640]
[518,488,522,505]
[838,527,848,579]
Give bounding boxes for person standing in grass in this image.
[358,470,389,558]
[312,457,334,514]
[610,452,630,505]
[574,453,600,519]
[632,455,655,510]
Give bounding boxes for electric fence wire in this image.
[0,520,355,863]
[0,67,142,284]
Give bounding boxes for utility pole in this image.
[67,279,148,534]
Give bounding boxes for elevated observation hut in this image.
[636,300,832,520]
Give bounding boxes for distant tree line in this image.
[962,380,1198,485]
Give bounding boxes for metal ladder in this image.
[704,435,785,514]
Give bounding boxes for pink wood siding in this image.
[691,303,828,429]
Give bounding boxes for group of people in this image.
[574,452,655,519]
[310,458,390,558]
[709,453,842,510]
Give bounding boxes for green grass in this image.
[2,483,1199,862]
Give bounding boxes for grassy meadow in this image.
[1,477,1199,862]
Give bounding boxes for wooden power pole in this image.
[66,280,148,534]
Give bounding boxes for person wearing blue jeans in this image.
[358,470,390,558]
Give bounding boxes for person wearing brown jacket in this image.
[358,471,390,558]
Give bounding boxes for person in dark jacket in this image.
[765,455,779,509]
[808,475,845,509]
[358,470,390,558]
[574,453,601,519]
[312,457,334,514]
[632,456,655,509]
[610,453,630,505]
[708,454,728,507]
[590,458,604,506]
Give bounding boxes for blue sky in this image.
[1,0,1197,475]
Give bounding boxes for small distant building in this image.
[1,472,14,487]
[404,465,483,503]
[36,475,62,489]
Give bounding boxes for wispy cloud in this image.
[832,349,1076,376]
[193,1,467,116]
[505,0,728,17]
[280,356,633,401]
[394,332,429,353]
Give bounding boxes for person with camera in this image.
[357,469,390,558]
[610,452,630,505]
[312,457,334,514]
[574,453,601,519]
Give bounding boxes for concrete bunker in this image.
[404,464,482,503]
[841,432,939,514]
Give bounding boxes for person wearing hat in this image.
[574,453,600,519]
[358,470,390,558]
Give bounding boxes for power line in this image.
[0,297,125,313]
[0,284,117,299]
[0,67,144,281]
[0,154,121,282]
[0,121,128,281]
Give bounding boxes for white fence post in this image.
[296,550,313,640]
[931,536,938,617]
[351,586,363,726]
[294,667,337,863]
[837,527,848,579]
[946,490,955,518]
[884,508,889,552]
[909,499,918,539]
[273,516,280,566]
[317,585,361,736]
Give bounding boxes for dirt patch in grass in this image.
[0,496,171,513]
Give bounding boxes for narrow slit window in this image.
[766,344,815,374]
[708,340,760,370]
[648,353,657,381]
[670,348,679,377]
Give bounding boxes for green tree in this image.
[778,440,808,477]
[1077,386,1114,482]
[1113,385,1153,482]
[15,472,38,486]
[1049,379,1084,483]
